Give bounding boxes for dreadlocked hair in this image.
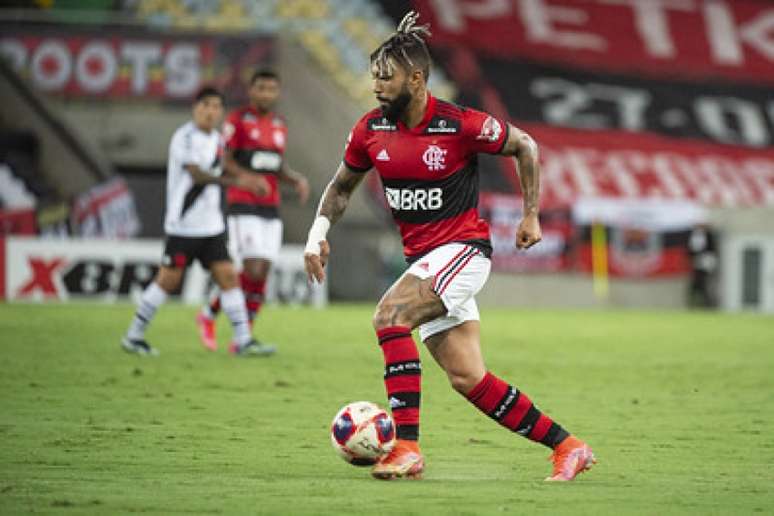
[371,11,432,81]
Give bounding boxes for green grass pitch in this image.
[0,303,772,515]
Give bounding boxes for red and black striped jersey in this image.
[222,106,288,218]
[344,93,508,260]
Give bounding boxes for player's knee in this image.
[212,266,238,290]
[447,370,483,395]
[243,259,269,281]
[372,301,411,330]
[371,304,391,330]
[155,268,182,294]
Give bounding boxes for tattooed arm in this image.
[303,163,368,282]
[501,123,542,250]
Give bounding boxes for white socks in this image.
[220,287,252,346]
[127,282,168,340]
[128,284,250,346]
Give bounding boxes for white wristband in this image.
[304,216,331,255]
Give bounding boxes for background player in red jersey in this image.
[197,70,310,353]
[304,12,595,481]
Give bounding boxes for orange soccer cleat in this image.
[371,439,425,480]
[546,435,596,481]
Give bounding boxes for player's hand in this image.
[295,177,310,205]
[516,213,542,250]
[237,172,270,196]
[304,240,330,283]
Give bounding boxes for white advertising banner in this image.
[3,237,326,307]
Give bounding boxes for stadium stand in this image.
[128,0,454,109]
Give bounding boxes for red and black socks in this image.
[377,326,421,441]
[466,372,569,449]
[240,272,265,321]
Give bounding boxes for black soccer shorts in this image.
[161,232,230,269]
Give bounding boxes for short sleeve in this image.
[222,111,242,150]
[170,130,201,165]
[342,115,372,173]
[462,108,509,155]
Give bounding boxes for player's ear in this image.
[407,68,424,90]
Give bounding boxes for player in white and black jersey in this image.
[122,87,276,357]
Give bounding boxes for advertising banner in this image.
[571,198,706,277]
[522,123,774,208]
[467,56,774,150]
[0,25,274,103]
[3,238,326,306]
[416,0,774,85]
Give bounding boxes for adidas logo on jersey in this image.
[376,149,390,161]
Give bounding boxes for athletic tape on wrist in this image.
[304,217,330,255]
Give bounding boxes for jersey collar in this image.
[398,91,435,134]
[245,105,272,119]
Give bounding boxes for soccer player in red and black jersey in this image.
[197,70,309,353]
[304,12,595,481]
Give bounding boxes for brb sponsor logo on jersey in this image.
[385,187,443,211]
[250,151,282,171]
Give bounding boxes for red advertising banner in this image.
[0,26,274,102]
[415,0,774,85]
[477,193,703,276]
[0,208,37,236]
[571,198,704,277]
[575,228,692,277]
[520,123,774,208]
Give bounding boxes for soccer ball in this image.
[330,401,395,466]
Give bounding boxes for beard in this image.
[379,87,412,123]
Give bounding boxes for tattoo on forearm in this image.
[515,134,540,216]
[318,171,362,224]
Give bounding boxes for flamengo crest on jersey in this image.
[422,145,447,171]
[343,94,508,258]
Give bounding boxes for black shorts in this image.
[162,232,230,269]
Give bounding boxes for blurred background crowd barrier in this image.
[1,0,772,312]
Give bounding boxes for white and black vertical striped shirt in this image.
[164,121,225,237]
